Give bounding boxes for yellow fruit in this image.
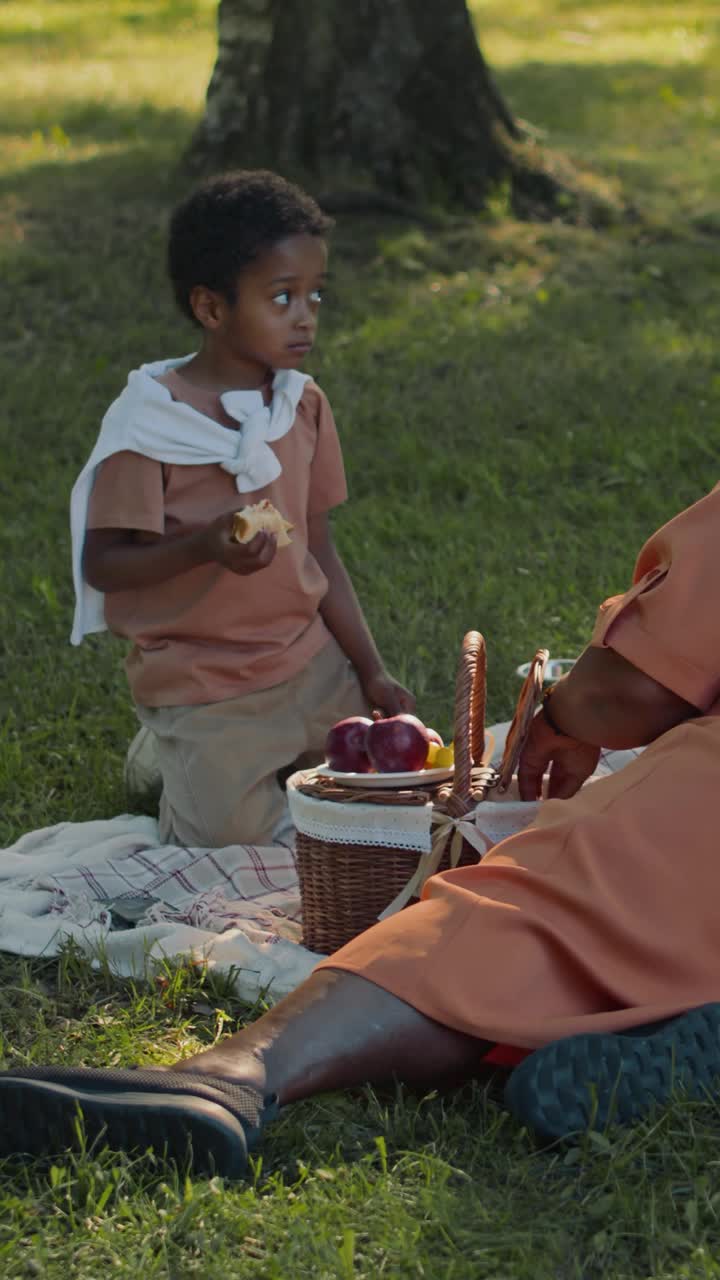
[425,741,440,767]
[434,743,455,768]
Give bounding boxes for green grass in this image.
[2,0,720,1273]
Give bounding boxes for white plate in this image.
[314,763,454,789]
[516,656,576,683]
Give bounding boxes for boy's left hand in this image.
[362,670,416,717]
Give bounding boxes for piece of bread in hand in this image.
[231,499,293,547]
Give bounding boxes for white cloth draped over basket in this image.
[287,772,543,918]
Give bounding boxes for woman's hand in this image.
[363,669,416,717]
[517,709,600,802]
[517,646,699,803]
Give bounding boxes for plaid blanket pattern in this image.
[0,735,644,1002]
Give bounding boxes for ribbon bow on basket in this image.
[379,632,548,918]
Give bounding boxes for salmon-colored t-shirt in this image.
[591,484,720,714]
[86,371,347,706]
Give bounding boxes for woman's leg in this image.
[174,969,493,1103]
[0,970,492,1175]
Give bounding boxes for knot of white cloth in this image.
[220,370,309,493]
[69,358,311,645]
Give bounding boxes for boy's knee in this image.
[159,777,288,849]
[125,727,163,807]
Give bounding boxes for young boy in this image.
[70,170,414,848]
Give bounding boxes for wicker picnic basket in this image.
[291,632,548,954]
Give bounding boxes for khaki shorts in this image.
[136,637,368,848]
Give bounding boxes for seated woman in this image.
[2,484,720,1178]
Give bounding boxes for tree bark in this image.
[186,0,615,222]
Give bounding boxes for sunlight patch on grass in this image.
[0,0,217,41]
[0,0,215,177]
[475,1,719,67]
[469,0,720,222]
[1,47,214,119]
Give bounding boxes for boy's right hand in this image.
[202,511,278,576]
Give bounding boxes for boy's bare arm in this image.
[83,513,277,591]
[308,513,415,715]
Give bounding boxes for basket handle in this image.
[497,647,549,791]
[448,630,486,812]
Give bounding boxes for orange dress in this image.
[321,485,720,1048]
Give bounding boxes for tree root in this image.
[503,130,635,228]
[314,189,447,226]
[181,128,636,231]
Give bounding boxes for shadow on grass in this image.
[498,56,719,136]
[2,138,718,550]
[0,141,193,215]
[4,60,717,144]
[1,98,197,148]
[2,102,720,833]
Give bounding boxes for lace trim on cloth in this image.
[287,775,435,852]
[287,768,544,860]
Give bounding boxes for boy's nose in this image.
[294,297,316,328]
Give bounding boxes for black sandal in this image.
[0,1065,277,1178]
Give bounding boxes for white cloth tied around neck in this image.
[69,355,310,645]
[220,377,308,490]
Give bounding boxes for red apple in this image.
[366,713,430,773]
[325,716,373,773]
[426,727,444,747]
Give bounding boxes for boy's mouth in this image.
[287,340,313,354]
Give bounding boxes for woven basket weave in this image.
[295,632,547,954]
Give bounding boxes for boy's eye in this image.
[271,287,324,307]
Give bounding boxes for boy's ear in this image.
[189,284,225,330]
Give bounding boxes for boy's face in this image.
[193,233,328,378]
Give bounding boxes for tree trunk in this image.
[186,0,617,222]
[187,0,525,209]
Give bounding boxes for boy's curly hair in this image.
[168,170,333,324]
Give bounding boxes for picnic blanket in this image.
[0,728,641,1004]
